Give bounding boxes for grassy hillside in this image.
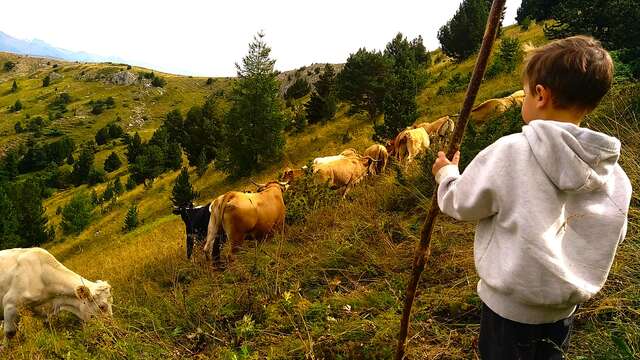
[1,22,638,359]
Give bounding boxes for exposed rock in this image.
[49,71,63,81]
[110,71,138,85]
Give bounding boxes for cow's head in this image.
[359,156,379,175]
[252,180,289,193]
[75,280,113,321]
[173,202,210,259]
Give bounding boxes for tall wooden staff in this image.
[395,0,507,358]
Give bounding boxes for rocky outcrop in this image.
[109,71,138,85]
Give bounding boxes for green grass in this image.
[1,22,638,359]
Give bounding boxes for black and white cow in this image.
[173,202,213,259]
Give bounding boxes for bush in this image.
[14,122,23,134]
[89,97,116,115]
[9,99,23,112]
[61,192,94,235]
[3,61,16,71]
[42,74,50,87]
[520,16,532,30]
[206,77,214,85]
[151,75,166,87]
[283,165,338,224]
[126,176,136,190]
[486,37,523,78]
[104,152,122,172]
[437,72,471,95]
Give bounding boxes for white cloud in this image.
[2,0,521,76]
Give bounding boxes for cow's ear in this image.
[75,285,92,301]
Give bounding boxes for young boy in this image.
[432,36,632,359]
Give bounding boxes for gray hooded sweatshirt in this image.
[435,120,632,324]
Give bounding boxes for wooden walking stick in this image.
[395,0,506,359]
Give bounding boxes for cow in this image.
[414,116,455,151]
[390,127,430,165]
[0,248,113,339]
[312,148,358,166]
[173,201,219,260]
[280,165,309,183]
[363,144,388,175]
[312,155,377,198]
[469,89,525,123]
[203,181,288,265]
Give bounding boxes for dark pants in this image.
[479,302,575,360]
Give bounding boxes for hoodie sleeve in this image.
[436,140,510,221]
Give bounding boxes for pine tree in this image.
[113,177,124,195]
[0,185,21,249]
[375,33,419,141]
[165,142,182,170]
[123,204,139,232]
[220,32,285,177]
[2,150,20,180]
[61,192,94,235]
[104,152,122,172]
[181,98,223,167]
[437,0,492,61]
[11,181,51,246]
[171,167,198,208]
[126,132,144,163]
[306,64,337,124]
[126,176,136,190]
[336,48,391,121]
[196,149,208,176]
[72,143,95,185]
[10,80,18,93]
[10,99,23,112]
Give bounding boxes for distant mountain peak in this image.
[0,30,125,64]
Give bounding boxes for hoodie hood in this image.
[523,120,621,192]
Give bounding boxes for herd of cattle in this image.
[0,90,524,339]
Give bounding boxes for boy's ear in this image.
[535,84,551,108]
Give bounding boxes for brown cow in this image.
[203,181,287,264]
[312,148,359,166]
[363,144,388,175]
[414,116,455,151]
[281,166,309,183]
[391,127,430,165]
[312,156,377,198]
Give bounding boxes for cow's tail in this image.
[397,133,408,162]
[204,195,228,259]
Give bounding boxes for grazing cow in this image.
[203,181,288,264]
[391,127,430,165]
[312,155,377,198]
[414,116,455,151]
[0,248,113,339]
[312,148,358,166]
[173,202,217,259]
[363,144,389,175]
[280,165,309,183]
[470,89,525,123]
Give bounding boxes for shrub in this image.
[437,72,471,95]
[61,192,94,235]
[486,37,523,78]
[3,61,16,71]
[126,176,136,190]
[104,152,122,172]
[89,97,116,115]
[14,122,23,134]
[283,165,338,224]
[9,99,23,112]
[11,80,18,93]
[151,75,166,87]
[520,16,532,30]
[123,204,139,232]
[42,74,50,87]
[206,77,214,85]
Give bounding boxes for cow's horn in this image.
[251,179,266,188]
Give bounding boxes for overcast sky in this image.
[2,0,521,77]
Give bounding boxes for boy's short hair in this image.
[523,35,613,112]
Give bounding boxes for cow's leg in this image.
[3,303,19,339]
[227,231,245,263]
[211,232,226,267]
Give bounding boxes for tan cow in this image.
[203,181,287,264]
[363,144,388,175]
[414,116,455,151]
[312,156,377,198]
[391,127,430,165]
[470,89,525,123]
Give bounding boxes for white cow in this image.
[312,148,358,166]
[0,248,113,339]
